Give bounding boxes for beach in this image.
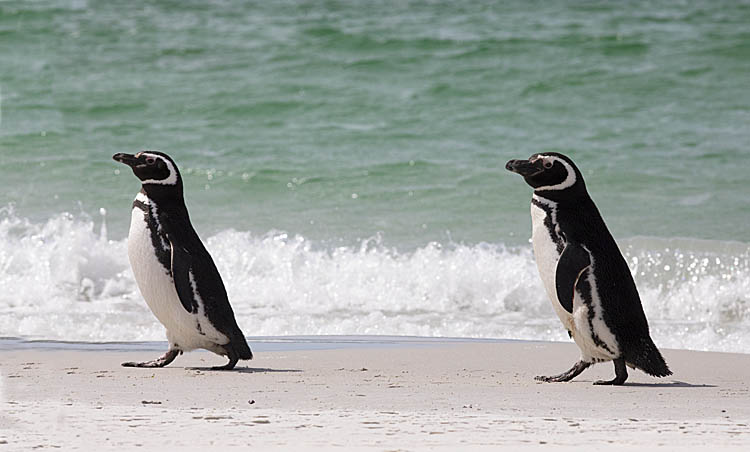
[2,340,749,450]
[2,1,750,450]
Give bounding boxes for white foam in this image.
[1,207,749,353]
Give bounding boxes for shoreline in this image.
[2,341,750,450]
[0,335,518,353]
[2,334,748,355]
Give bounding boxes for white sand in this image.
[1,341,749,450]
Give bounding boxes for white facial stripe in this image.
[535,156,576,191]
[140,152,178,185]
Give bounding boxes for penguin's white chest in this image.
[530,197,618,361]
[127,197,227,351]
[530,199,571,327]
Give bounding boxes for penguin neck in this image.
[533,187,591,206]
[140,184,186,210]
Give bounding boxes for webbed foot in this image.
[210,355,238,371]
[122,349,180,368]
[593,358,627,385]
[535,360,591,383]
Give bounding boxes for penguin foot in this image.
[122,349,179,368]
[593,378,626,385]
[593,358,627,385]
[535,360,591,383]
[210,355,239,371]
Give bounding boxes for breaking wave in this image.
[1,207,748,353]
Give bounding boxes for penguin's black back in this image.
[155,197,253,360]
[553,195,670,377]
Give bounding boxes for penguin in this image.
[113,151,253,370]
[505,152,670,385]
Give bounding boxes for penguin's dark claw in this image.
[121,350,179,368]
[535,374,569,383]
[534,373,580,383]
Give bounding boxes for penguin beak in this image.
[113,153,139,167]
[505,158,544,177]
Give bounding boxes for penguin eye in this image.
[543,160,553,169]
[146,157,156,165]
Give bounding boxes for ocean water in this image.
[1,1,749,352]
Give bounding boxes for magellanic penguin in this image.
[113,151,252,370]
[506,152,670,385]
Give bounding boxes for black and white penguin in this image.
[506,152,670,385]
[113,151,253,370]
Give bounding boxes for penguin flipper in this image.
[170,242,199,314]
[555,241,591,313]
[161,211,199,314]
[159,211,253,361]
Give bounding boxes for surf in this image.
[1,206,748,353]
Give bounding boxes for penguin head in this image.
[505,152,586,197]
[113,151,183,193]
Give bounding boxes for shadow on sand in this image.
[621,380,716,388]
[187,366,302,374]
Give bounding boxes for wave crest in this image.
[1,208,749,353]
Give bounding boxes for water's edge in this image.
[2,208,749,354]
[0,335,519,353]
[2,336,746,355]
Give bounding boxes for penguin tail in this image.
[626,337,671,378]
[236,336,254,360]
[229,334,254,361]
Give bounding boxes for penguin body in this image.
[114,151,252,370]
[507,152,670,384]
[128,190,229,354]
[530,193,620,363]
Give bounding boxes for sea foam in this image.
[1,207,749,353]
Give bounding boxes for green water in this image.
[2,0,750,247]
[2,1,750,350]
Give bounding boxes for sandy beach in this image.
[1,340,749,451]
